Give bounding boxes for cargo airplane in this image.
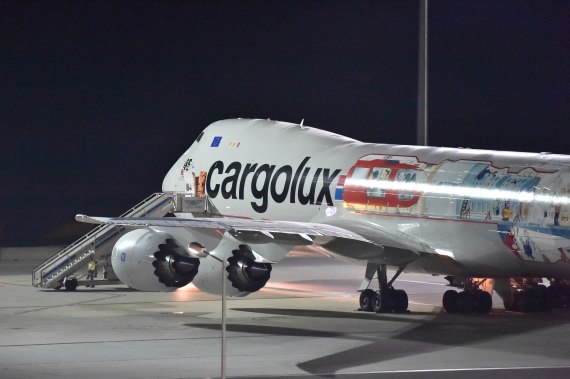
[77,119,570,313]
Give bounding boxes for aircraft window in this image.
[395,169,417,201]
[367,167,390,198]
[351,167,369,180]
[195,131,204,143]
[371,168,391,180]
[395,170,417,182]
[368,187,386,198]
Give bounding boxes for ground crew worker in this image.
[87,256,97,288]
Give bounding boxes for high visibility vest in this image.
[88,261,97,271]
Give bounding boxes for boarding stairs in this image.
[32,192,209,290]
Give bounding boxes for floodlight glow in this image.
[346,179,570,205]
[435,249,455,258]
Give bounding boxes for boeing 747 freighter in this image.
[76,119,570,314]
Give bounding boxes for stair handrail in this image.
[32,193,173,286]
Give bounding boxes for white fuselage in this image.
[163,119,570,279]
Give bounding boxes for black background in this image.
[1,1,568,245]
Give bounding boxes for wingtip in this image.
[75,214,99,224]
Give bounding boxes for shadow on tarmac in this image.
[189,306,570,376]
[186,322,351,339]
[233,307,436,320]
[39,287,138,293]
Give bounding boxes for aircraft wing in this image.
[75,214,422,266]
[76,214,367,240]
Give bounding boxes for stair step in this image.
[32,193,183,288]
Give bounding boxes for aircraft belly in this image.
[419,219,521,276]
[343,212,513,276]
[419,219,570,277]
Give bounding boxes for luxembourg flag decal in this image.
[335,175,346,200]
[211,136,222,147]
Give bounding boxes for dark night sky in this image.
[1,1,569,245]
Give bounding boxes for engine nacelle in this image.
[192,238,273,297]
[112,229,200,291]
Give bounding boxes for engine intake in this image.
[152,239,200,288]
[226,245,272,293]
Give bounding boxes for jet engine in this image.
[111,228,276,296]
[226,244,272,293]
[191,237,275,297]
[111,228,200,291]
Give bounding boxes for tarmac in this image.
[2,253,570,379]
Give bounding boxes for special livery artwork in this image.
[338,154,570,265]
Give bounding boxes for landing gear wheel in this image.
[372,291,391,313]
[546,286,562,309]
[513,291,527,312]
[533,285,551,311]
[359,263,409,314]
[457,291,476,313]
[64,278,78,291]
[504,282,570,313]
[511,287,547,312]
[372,289,408,313]
[443,290,459,313]
[359,289,375,312]
[475,291,492,314]
[372,292,383,313]
[393,289,408,313]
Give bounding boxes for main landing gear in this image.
[359,263,409,313]
[442,278,492,314]
[501,278,570,312]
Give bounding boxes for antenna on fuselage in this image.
[300,119,305,127]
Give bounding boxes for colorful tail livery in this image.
[77,119,570,314]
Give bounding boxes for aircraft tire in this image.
[458,291,477,313]
[533,285,551,311]
[372,292,383,313]
[513,291,524,311]
[562,285,570,307]
[514,291,533,312]
[547,285,565,309]
[393,289,408,313]
[372,290,392,313]
[475,290,492,313]
[359,289,375,312]
[443,290,458,313]
[524,290,540,312]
